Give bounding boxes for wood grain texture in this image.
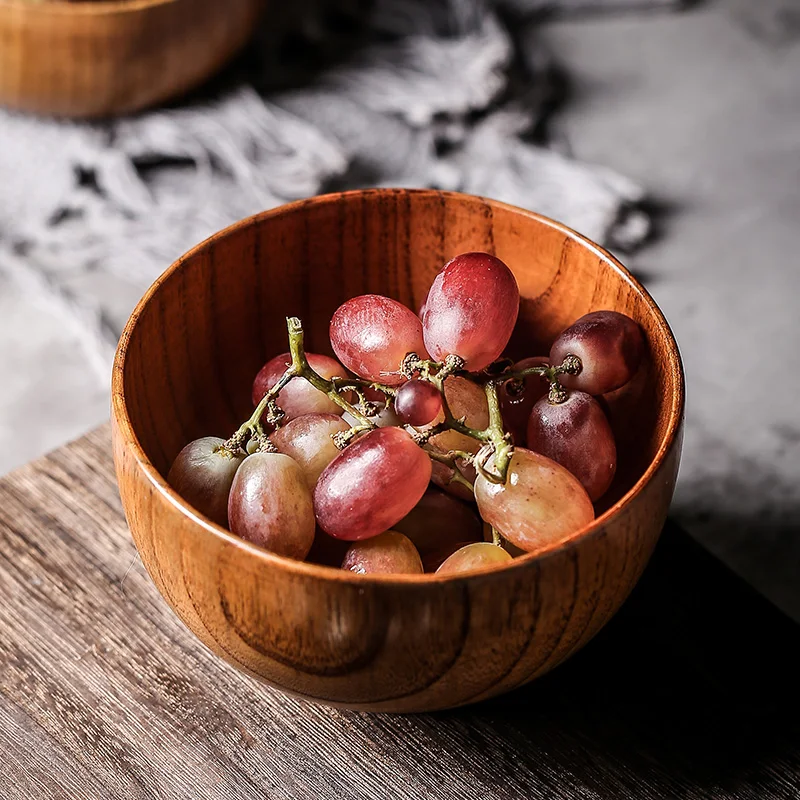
[0,0,265,118]
[111,189,685,712]
[1,427,798,798]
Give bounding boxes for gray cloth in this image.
[0,0,678,473]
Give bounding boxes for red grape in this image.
[475,448,594,554]
[270,413,351,489]
[423,541,484,573]
[422,252,519,371]
[498,356,550,446]
[526,392,616,501]
[549,311,644,395]
[436,542,512,575]
[330,295,428,385]
[228,452,316,559]
[252,352,344,421]
[314,427,432,540]
[393,487,483,569]
[167,437,245,527]
[342,531,424,575]
[394,379,443,426]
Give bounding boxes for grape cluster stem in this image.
[227,316,582,489]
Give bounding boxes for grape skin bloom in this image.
[527,391,616,501]
[423,252,519,371]
[475,448,595,554]
[550,311,644,396]
[342,531,424,575]
[228,452,316,560]
[330,295,428,385]
[167,437,244,527]
[314,427,432,541]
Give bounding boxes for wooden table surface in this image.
[1,426,798,800]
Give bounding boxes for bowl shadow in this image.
[430,522,800,795]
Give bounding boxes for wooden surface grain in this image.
[1,425,798,799]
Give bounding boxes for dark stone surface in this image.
[542,0,800,620]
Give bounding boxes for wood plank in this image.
[1,426,798,799]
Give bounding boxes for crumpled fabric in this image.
[0,0,681,471]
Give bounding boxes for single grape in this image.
[422,252,519,371]
[436,542,512,575]
[167,437,245,527]
[498,356,550,446]
[430,459,476,502]
[549,310,644,395]
[475,448,595,554]
[330,295,428,385]
[252,352,345,421]
[423,540,484,573]
[394,379,443,426]
[270,413,351,489]
[342,531,424,575]
[228,452,316,559]
[393,487,483,569]
[428,376,489,456]
[526,392,616,501]
[314,427,432,540]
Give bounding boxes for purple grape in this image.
[527,391,616,501]
[394,379,443,426]
[549,311,644,395]
[167,437,244,527]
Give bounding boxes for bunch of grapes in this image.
[168,252,644,576]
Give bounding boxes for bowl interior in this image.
[120,189,681,524]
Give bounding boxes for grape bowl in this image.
[111,189,684,712]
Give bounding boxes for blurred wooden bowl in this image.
[111,189,684,712]
[0,0,265,118]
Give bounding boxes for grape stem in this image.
[285,317,376,427]
[428,369,491,444]
[425,449,476,495]
[479,381,513,484]
[227,315,583,481]
[498,355,582,405]
[425,448,477,466]
[449,468,476,494]
[225,368,297,452]
[331,377,397,412]
[226,317,377,452]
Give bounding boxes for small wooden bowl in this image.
[0,0,264,118]
[112,189,684,712]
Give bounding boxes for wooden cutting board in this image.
[0,425,798,799]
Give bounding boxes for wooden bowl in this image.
[0,0,264,118]
[111,189,684,712]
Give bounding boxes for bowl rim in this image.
[112,188,685,585]
[0,0,180,16]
